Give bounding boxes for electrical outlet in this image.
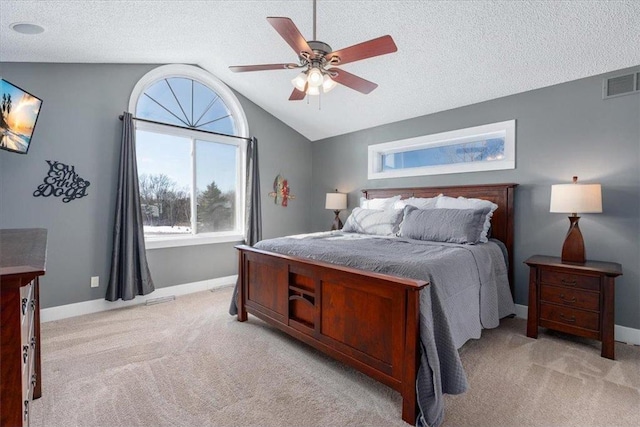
[91,276,99,288]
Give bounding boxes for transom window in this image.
[368,120,515,179]
[129,65,249,248]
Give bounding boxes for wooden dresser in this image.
[525,255,622,359]
[1,229,47,427]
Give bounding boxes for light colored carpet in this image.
[30,287,639,427]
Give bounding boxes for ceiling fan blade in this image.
[325,35,397,66]
[267,17,315,59]
[289,88,306,101]
[289,85,307,101]
[328,68,378,94]
[229,63,300,72]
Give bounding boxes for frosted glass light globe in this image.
[307,68,323,87]
[291,72,307,91]
[322,75,337,93]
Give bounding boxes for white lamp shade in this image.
[307,68,323,87]
[550,183,602,214]
[325,193,347,210]
[322,75,337,93]
[291,72,307,91]
[307,85,320,96]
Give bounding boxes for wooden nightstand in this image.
[525,255,622,359]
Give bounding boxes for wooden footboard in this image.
[236,244,428,425]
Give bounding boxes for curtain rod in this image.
[118,114,252,142]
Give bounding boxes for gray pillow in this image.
[342,207,404,236]
[399,205,490,244]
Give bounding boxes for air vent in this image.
[603,73,639,99]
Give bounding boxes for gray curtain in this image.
[106,112,155,301]
[229,137,262,315]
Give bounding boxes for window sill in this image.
[145,232,244,250]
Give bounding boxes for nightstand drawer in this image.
[540,269,600,291]
[540,303,599,331]
[540,285,599,311]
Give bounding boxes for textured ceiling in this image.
[1,1,639,141]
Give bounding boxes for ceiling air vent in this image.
[603,73,639,99]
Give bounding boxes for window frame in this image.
[367,120,516,180]
[129,64,249,249]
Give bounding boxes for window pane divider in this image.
[191,138,197,235]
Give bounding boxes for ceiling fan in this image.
[229,0,398,101]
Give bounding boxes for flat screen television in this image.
[0,79,43,154]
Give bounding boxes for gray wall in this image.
[311,67,640,330]
[0,63,312,309]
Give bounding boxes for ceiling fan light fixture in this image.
[291,72,307,91]
[307,85,320,96]
[322,74,337,93]
[307,67,324,87]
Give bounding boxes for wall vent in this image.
[603,73,639,99]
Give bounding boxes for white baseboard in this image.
[41,275,238,323]
[514,303,639,346]
[615,325,640,346]
[514,303,529,320]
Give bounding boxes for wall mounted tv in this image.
[0,79,43,154]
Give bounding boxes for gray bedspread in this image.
[238,231,515,427]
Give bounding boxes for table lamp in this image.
[550,176,602,263]
[325,191,347,230]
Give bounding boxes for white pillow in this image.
[360,195,401,210]
[435,196,498,243]
[343,207,404,236]
[393,199,408,210]
[401,195,442,210]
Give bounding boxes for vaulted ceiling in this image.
[2,1,639,141]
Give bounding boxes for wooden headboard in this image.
[363,183,518,295]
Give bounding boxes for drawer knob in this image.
[23,345,29,364]
[559,313,576,323]
[22,298,28,315]
[31,336,36,349]
[30,299,36,311]
[561,278,577,286]
[31,373,37,388]
[559,294,577,304]
[24,400,29,420]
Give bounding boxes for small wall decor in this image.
[33,160,91,203]
[268,174,295,207]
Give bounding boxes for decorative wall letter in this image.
[33,160,91,203]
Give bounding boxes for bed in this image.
[233,183,517,426]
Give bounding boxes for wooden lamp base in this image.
[561,215,586,263]
[331,210,343,231]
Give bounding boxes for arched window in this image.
[129,64,249,247]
